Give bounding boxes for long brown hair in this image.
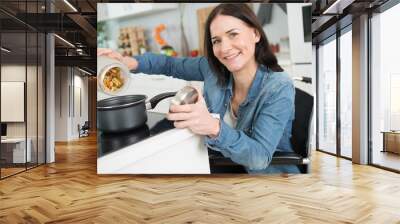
[204,3,283,86]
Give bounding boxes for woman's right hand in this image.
[97,48,139,71]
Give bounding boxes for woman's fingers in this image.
[97,48,113,56]
[173,120,192,129]
[196,91,206,104]
[98,48,138,70]
[166,112,192,121]
[97,48,123,61]
[109,52,123,61]
[169,104,192,113]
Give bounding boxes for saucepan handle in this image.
[146,92,177,110]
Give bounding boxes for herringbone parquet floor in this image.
[1,134,400,223]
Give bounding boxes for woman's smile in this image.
[223,52,241,60]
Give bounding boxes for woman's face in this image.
[210,15,260,74]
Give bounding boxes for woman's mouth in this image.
[224,52,241,60]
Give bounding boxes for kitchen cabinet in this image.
[382,131,400,154]
[197,6,215,56]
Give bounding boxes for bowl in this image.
[97,56,130,95]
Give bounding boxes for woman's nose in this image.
[220,39,232,53]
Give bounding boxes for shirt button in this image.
[224,103,227,107]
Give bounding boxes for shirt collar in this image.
[227,65,268,105]
[245,65,268,104]
[224,65,269,105]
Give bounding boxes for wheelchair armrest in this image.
[209,150,310,166]
[270,151,310,165]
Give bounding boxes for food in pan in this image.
[103,67,124,92]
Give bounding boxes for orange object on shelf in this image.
[154,24,167,46]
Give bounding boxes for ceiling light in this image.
[78,67,92,76]
[1,47,11,53]
[323,0,354,15]
[54,34,75,48]
[63,0,78,12]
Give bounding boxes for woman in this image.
[98,4,298,174]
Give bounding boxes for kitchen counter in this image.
[97,112,210,174]
[97,112,175,158]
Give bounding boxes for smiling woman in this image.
[204,4,283,87]
[98,3,298,174]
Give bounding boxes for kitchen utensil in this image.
[170,86,199,106]
[97,56,131,95]
[97,92,176,133]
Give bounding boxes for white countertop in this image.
[97,125,210,174]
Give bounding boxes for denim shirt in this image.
[134,53,300,174]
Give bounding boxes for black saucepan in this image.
[97,92,176,133]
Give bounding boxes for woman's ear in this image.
[253,29,261,43]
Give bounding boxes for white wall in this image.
[1,65,28,136]
[253,3,289,44]
[54,67,89,141]
[287,3,313,94]
[55,67,68,141]
[72,74,89,138]
[1,65,25,140]
[310,45,317,151]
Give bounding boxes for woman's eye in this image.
[229,33,238,38]
[212,40,220,45]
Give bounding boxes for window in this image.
[339,29,352,158]
[0,1,47,179]
[370,2,400,171]
[317,37,337,154]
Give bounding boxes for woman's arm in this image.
[97,49,209,81]
[205,81,295,171]
[133,53,209,81]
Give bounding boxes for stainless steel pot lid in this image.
[97,95,147,110]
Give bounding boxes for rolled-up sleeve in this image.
[133,53,209,81]
[206,81,295,170]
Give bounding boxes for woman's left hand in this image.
[166,91,220,137]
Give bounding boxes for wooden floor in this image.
[1,134,400,223]
[1,167,25,178]
[372,150,400,171]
